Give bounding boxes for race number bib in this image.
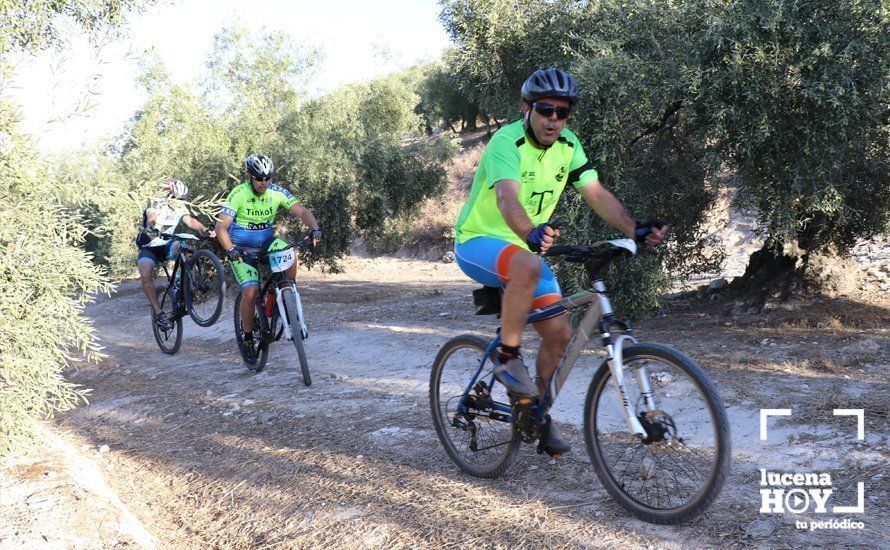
[268,247,296,272]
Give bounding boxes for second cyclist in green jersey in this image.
[216,153,323,360]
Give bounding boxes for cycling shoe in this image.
[493,355,539,398]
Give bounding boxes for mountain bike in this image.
[232,240,312,385]
[430,238,731,524]
[151,232,226,354]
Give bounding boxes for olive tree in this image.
[0,0,148,456]
[696,0,889,305]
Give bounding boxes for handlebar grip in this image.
[543,245,575,257]
[548,218,567,231]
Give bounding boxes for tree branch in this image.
[628,100,684,148]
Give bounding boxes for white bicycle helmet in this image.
[246,153,274,180]
[165,178,189,199]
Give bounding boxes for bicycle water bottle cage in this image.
[472,286,503,316]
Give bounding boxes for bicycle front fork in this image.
[275,283,308,341]
[606,334,653,439]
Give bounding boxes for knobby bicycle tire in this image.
[234,291,269,372]
[281,288,311,386]
[583,343,731,524]
[430,335,520,478]
[152,287,182,354]
[185,249,225,327]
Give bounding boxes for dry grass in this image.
[806,391,890,431]
[403,143,484,256]
[35,256,889,548]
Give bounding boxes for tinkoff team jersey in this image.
[454,119,598,247]
[219,182,299,248]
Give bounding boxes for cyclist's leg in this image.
[528,266,571,452]
[455,237,541,397]
[231,259,260,332]
[530,263,570,392]
[455,237,541,348]
[137,247,163,314]
[166,240,181,267]
[500,251,540,348]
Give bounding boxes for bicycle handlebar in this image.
[165,231,208,241]
[237,239,311,260]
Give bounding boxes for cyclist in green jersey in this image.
[454,68,667,454]
[216,154,322,361]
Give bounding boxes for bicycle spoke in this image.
[589,348,728,518]
[432,337,519,477]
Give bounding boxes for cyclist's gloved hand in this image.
[526,222,560,253]
[634,219,668,246]
[136,226,159,246]
[227,247,242,262]
[307,228,323,249]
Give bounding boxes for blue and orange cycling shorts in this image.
[454,236,563,311]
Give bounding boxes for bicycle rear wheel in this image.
[281,287,310,386]
[185,249,225,327]
[583,343,731,524]
[234,291,268,371]
[430,335,519,478]
[152,287,182,354]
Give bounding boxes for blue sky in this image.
[6,0,450,154]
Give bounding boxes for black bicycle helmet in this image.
[521,68,579,104]
[245,153,274,180]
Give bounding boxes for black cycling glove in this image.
[227,247,242,262]
[136,226,159,247]
[634,219,668,245]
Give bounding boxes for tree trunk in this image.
[726,244,799,310]
[726,241,861,312]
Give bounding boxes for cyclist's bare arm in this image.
[287,202,320,232]
[577,179,639,239]
[215,214,236,252]
[494,179,559,251]
[182,214,214,236]
[144,209,158,228]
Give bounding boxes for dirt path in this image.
[4,256,887,548]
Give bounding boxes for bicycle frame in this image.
[252,245,310,344]
[460,278,652,439]
[158,234,198,315]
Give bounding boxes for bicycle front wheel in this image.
[281,287,310,386]
[583,343,731,524]
[152,287,182,354]
[430,335,519,478]
[234,291,268,372]
[185,249,225,327]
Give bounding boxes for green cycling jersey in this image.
[455,119,598,248]
[219,181,299,247]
